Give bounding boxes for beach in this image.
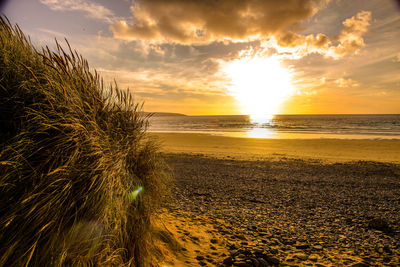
[153,133,400,163]
[154,133,400,266]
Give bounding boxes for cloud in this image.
[335,78,360,88]
[278,32,331,49]
[274,11,372,58]
[396,53,400,62]
[110,0,327,44]
[333,11,371,55]
[40,0,115,23]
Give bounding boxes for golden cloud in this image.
[335,78,360,88]
[333,11,371,55]
[274,11,371,58]
[110,0,326,44]
[277,32,331,49]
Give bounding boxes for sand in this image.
[152,133,400,266]
[151,132,400,163]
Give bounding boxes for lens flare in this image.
[128,186,143,202]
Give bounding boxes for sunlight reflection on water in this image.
[246,115,277,138]
[246,127,277,138]
[249,114,274,124]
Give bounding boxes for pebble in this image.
[166,155,400,267]
[196,255,205,261]
[257,258,269,267]
[295,253,308,261]
[309,254,318,261]
[264,255,280,265]
[314,245,323,250]
[295,242,310,249]
[233,261,252,267]
[222,256,233,265]
[350,263,370,267]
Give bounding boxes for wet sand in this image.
[152,132,400,163]
[153,133,400,266]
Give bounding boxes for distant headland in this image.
[143,112,187,117]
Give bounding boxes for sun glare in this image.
[224,56,294,123]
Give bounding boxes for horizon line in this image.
[148,112,400,116]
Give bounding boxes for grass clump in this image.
[0,17,169,266]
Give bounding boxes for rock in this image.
[196,255,205,261]
[236,234,247,240]
[350,263,369,267]
[368,218,393,234]
[264,255,280,265]
[228,243,238,250]
[295,242,310,249]
[383,257,391,263]
[283,239,295,245]
[295,253,308,261]
[269,248,279,255]
[222,256,233,266]
[285,256,295,262]
[313,245,323,251]
[210,238,218,244]
[237,253,246,259]
[206,258,215,264]
[309,254,318,262]
[233,261,252,267]
[229,249,239,256]
[257,258,269,267]
[383,245,392,254]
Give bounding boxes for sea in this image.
[148,114,400,139]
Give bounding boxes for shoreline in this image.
[151,132,400,163]
[149,130,400,140]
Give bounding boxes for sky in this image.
[2,0,400,115]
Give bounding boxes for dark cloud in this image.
[0,0,9,12]
[394,0,400,10]
[110,0,326,44]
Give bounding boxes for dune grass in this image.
[0,17,170,266]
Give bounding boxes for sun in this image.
[223,56,294,123]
